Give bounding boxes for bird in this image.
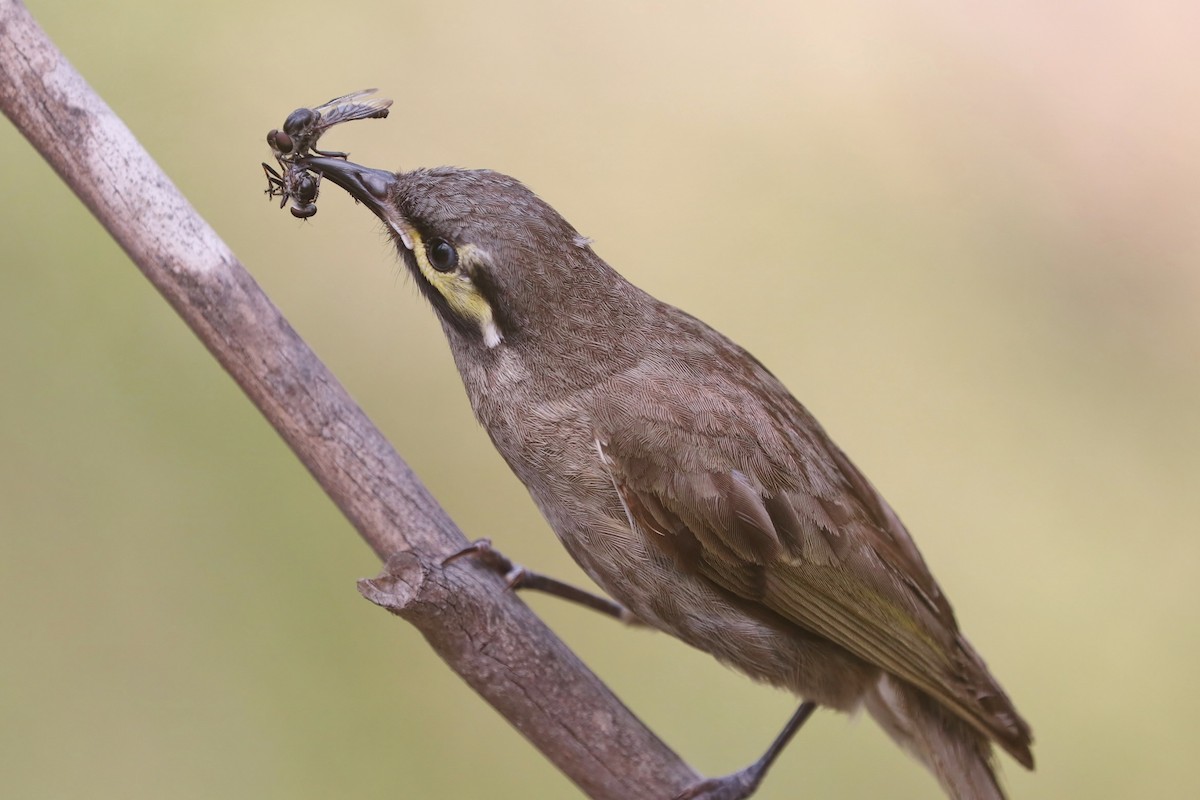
[294,155,1034,800]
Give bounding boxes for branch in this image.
[0,2,699,797]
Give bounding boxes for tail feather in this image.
[865,674,1008,800]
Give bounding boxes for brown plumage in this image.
[300,158,1034,799]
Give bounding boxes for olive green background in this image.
[3,2,1197,798]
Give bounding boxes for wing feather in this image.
[593,355,1033,766]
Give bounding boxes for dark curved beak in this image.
[299,157,414,250]
[300,156,394,213]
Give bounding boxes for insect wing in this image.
[312,88,393,132]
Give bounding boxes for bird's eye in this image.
[427,238,458,272]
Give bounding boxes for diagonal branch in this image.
[0,1,699,797]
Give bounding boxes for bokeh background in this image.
[3,1,1197,798]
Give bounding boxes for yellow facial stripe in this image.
[408,231,502,346]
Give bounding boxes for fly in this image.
[262,89,392,218]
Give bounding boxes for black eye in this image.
[427,238,458,272]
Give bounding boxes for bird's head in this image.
[300,157,651,379]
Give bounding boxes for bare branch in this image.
[0,1,699,796]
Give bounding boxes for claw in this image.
[675,701,817,800]
[673,771,759,800]
[442,538,514,573]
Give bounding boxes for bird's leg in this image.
[443,538,645,625]
[674,701,818,800]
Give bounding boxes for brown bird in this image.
[295,155,1034,800]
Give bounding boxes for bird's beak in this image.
[299,157,415,251]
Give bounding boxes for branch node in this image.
[357,550,426,612]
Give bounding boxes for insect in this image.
[263,89,392,218]
[263,162,321,218]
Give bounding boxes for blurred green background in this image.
[2,1,1197,798]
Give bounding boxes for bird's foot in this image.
[673,766,766,800]
[443,538,523,584]
[673,701,817,800]
[443,538,643,625]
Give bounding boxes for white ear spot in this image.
[483,320,503,349]
[573,234,594,249]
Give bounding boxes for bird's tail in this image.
[864,674,1007,800]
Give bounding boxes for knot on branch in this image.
[357,549,428,613]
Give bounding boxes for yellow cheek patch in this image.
[409,233,503,348]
